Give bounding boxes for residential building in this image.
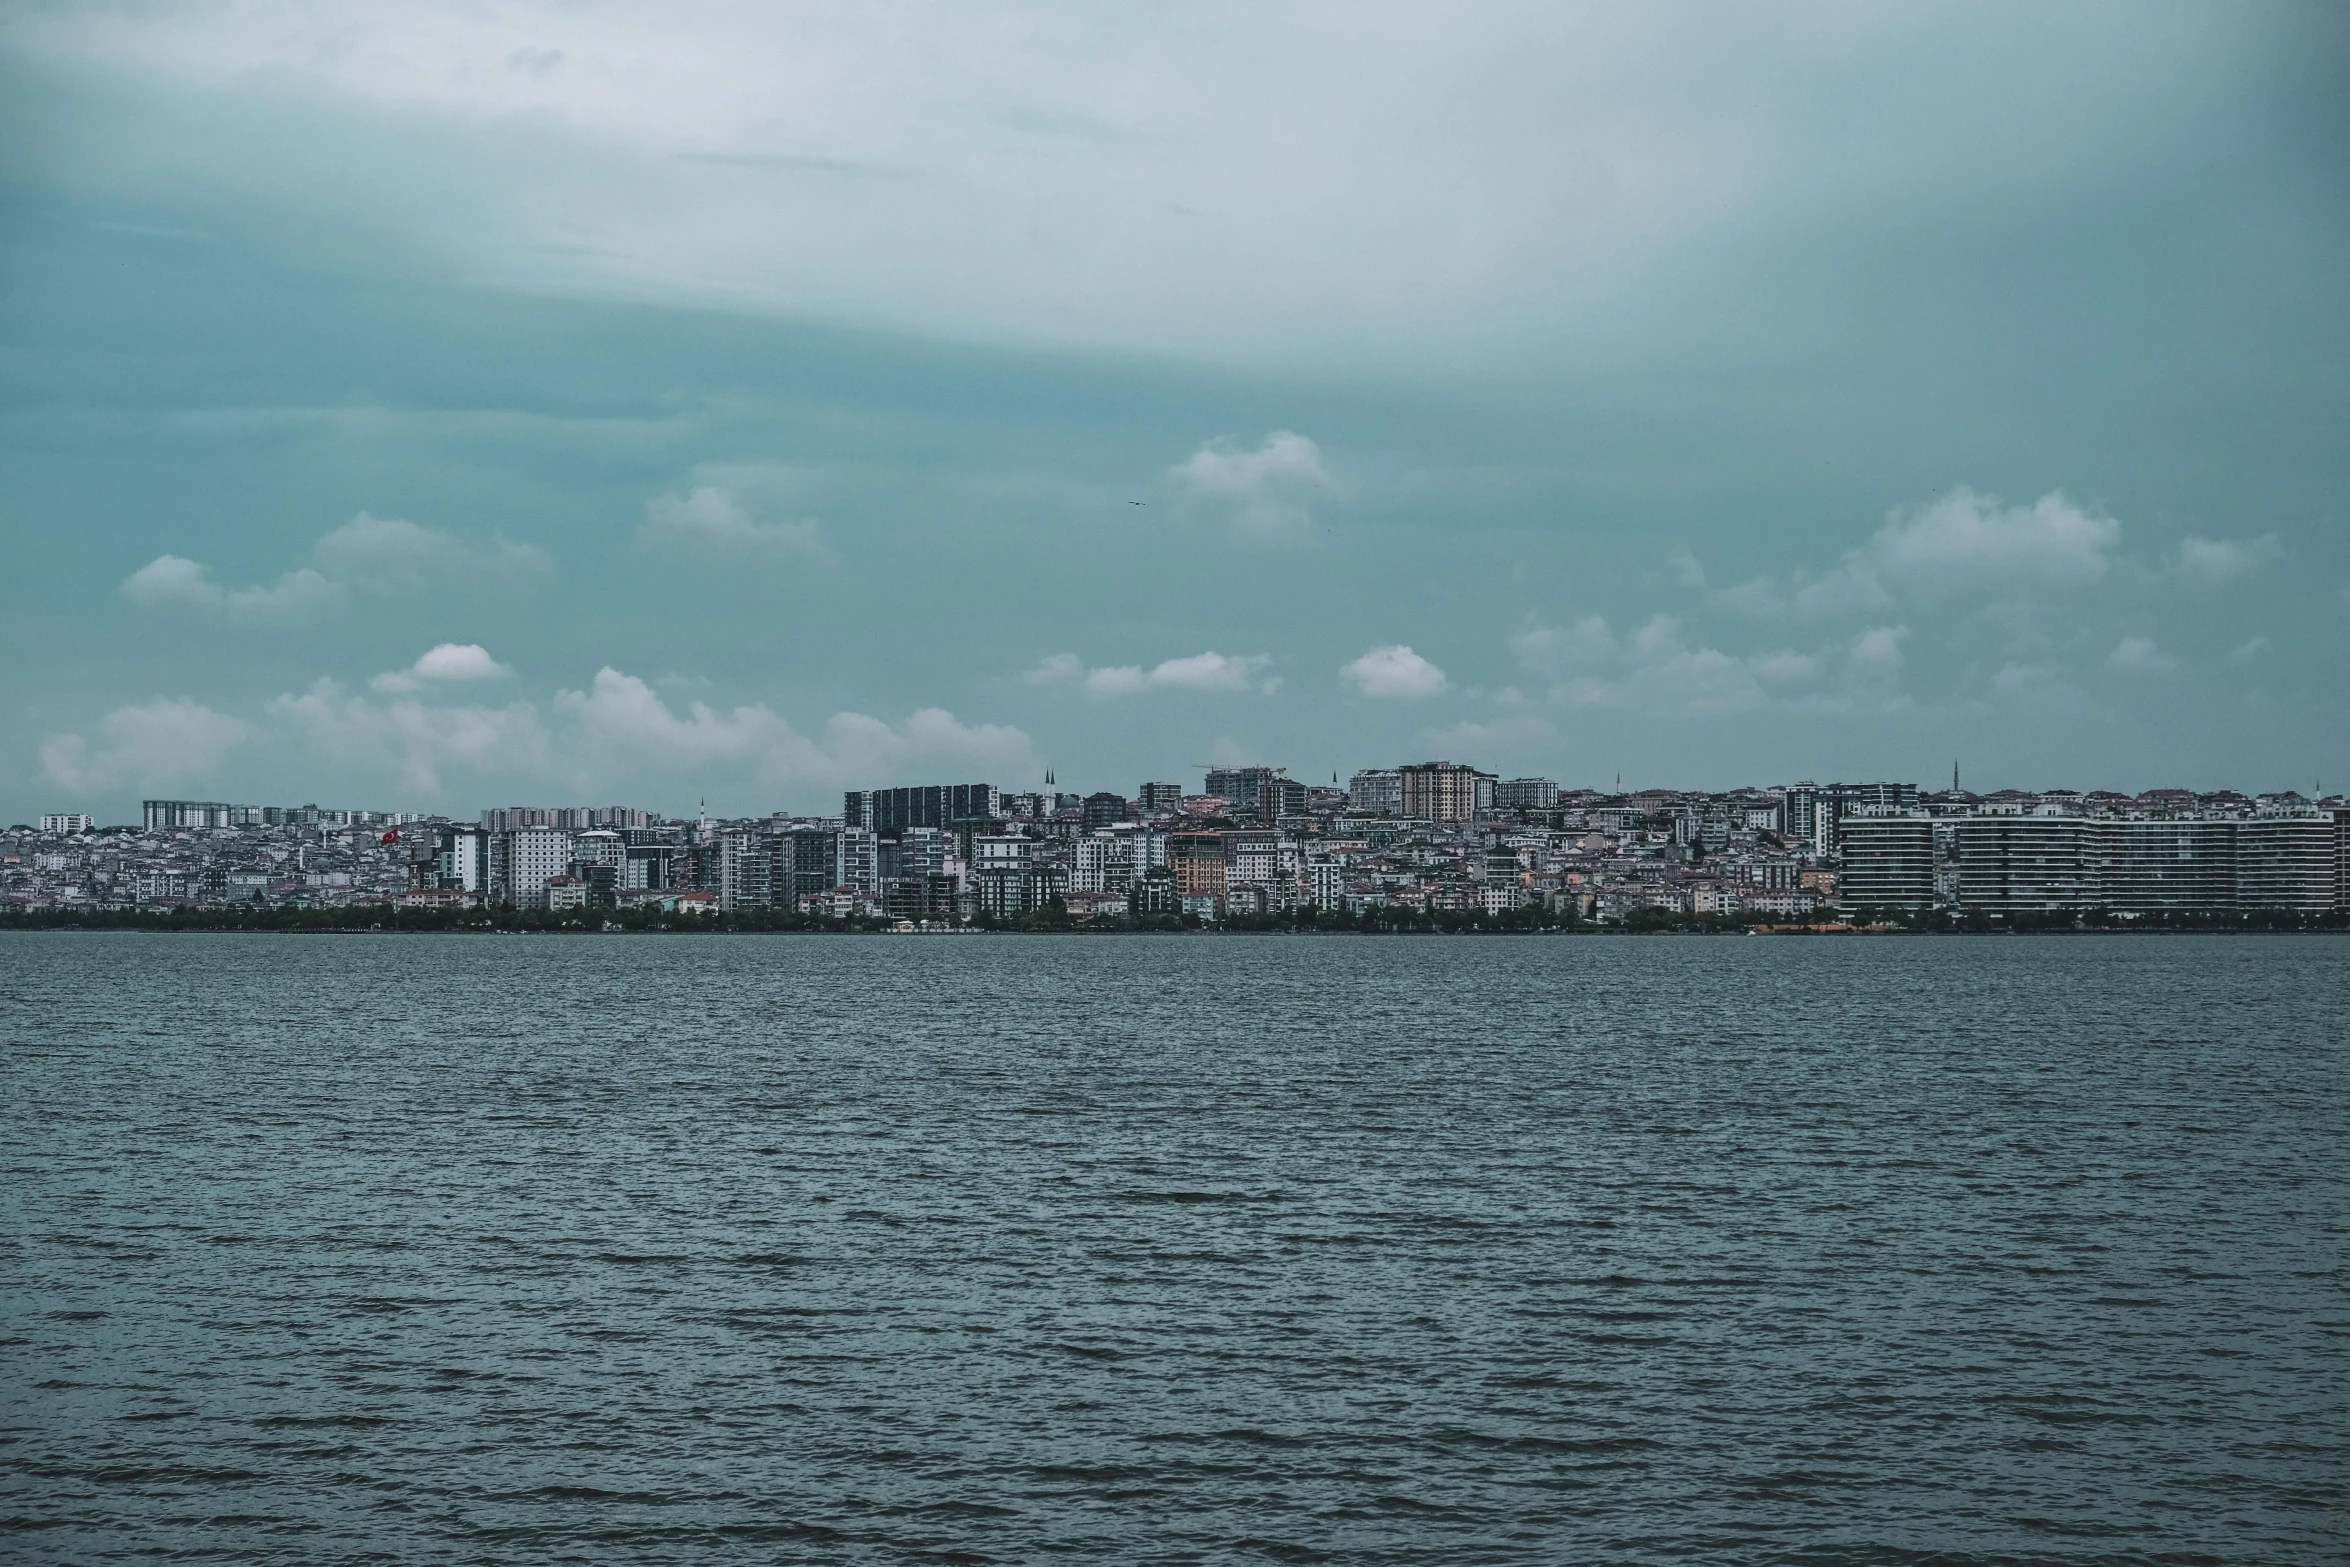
[505,825,573,909]
[1397,761,1492,824]
[1493,778,1559,811]
[1349,769,1402,815]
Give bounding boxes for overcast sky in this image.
[3,1,2345,820]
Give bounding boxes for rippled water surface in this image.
[3,932,2346,1564]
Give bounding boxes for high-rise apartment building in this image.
[847,783,1003,832]
[435,825,490,893]
[1169,832,1227,905]
[1138,781,1185,812]
[1396,762,1493,825]
[504,825,573,909]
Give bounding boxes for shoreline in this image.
[3,912,2343,938]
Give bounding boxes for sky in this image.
[2,1,2345,822]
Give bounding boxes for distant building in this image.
[40,814,94,835]
[1224,829,1281,890]
[1204,767,1302,820]
[504,825,572,909]
[1170,832,1227,908]
[1348,769,1402,815]
[436,825,490,893]
[1397,762,1492,825]
[971,835,1035,919]
[1138,781,1184,812]
[847,783,1003,832]
[144,800,234,831]
[1493,778,1559,811]
[1782,782,1919,857]
[1836,814,1936,911]
[1837,805,2340,915]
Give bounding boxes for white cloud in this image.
[121,514,545,621]
[554,668,1035,789]
[39,699,250,792]
[1147,652,1275,691]
[1341,644,1447,700]
[1170,432,1332,543]
[1511,614,1893,714]
[311,512,550,586]
[638,486,826,557]
[1083,665,1149,695]
[1723,487,2123,620]
[2227,636,2272,663]
[120,554,221,608]
[413,642,510,681]
[370,642,513,693]
[1866,489,2120,596]
[120,553,342,617]
[2107,635,2174,674]
[1025,650,1276,695]
[2176,534,2282,583]
[1023,653,1085,687]
[270,680,552,795]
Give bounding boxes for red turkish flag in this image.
[380,830,399,845]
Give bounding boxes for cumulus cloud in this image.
[271,679,551,795]
[121,513,547,620]
[1169,431,1332,543]
[1340,644,1447,700]
[2176,534,2282,583]
[638,486,826,557]
[1869,489,2119,595]
[1722,487,2123,619]
[2227,636,2271,663]
[370,642,514,693]
[1511,614,1897,714]
[39,698,250,791]
[120,553,342,617]
[2107,635,2175,674]
[1026,650,1277,695]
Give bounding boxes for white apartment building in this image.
[506,825,572,909]
[1349,769,1402,815]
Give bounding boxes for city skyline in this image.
[12,764,2341,929]
[5,5,2346,823]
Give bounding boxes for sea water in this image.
[3,932,2344,1563]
